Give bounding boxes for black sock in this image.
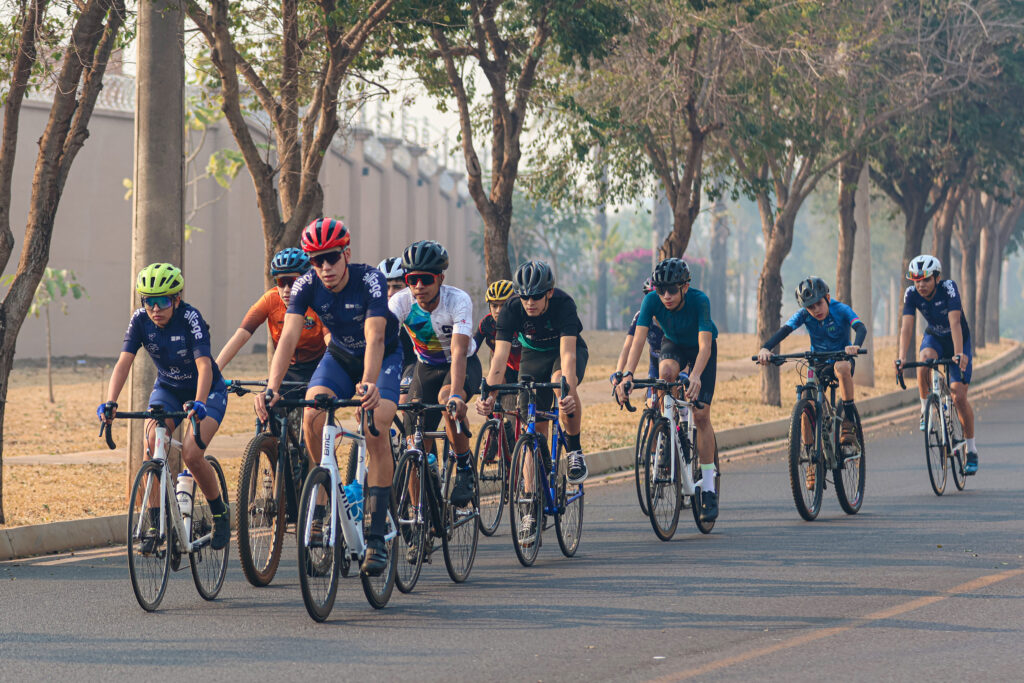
[208,495,226,516]
[148,507,159,528]
[842,400,856,420]
[456,450,471,469]
[365,486,390,540]
[566,433,582,452]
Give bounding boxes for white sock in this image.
[920,398,928,414]
[701,465,716,493]
[966,437,976,453]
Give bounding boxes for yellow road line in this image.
[650,568,1024,682]
[22,547,124,566]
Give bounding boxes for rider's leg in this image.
[951,382,974,439]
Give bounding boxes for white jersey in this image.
[388,285,477,365]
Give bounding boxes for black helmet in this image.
[795,277,829,307]
[652,258,690,286]
[512,260,554,297]
[402,240,449,274]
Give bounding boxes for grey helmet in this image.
[512,260,555,297]
[652,257,690,286]
[795,276,829,308]
[401,240,449,274]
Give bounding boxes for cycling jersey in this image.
[902,280,971,339]
[122,303,224,391]
[495,289,587,353]
[474,313,522,371]
[636,288,718,347]
[288,263,399,355]
[240,288,326,364]
[628,311,664,358]
[388,285,477,365]
[780,300,863,353]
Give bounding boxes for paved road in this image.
[2,384,1022,682]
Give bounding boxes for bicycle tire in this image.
[190,456,230,600]
[634,410,654,516]
[924,396,947,496]
[555,452,584,557]
[441,456,479,583]
[338,440,359,486]
[691,434,720,534]
[644,419,681,541]
[127,460,171,612]
[360,504,397,609]
[236,433,286,587]
[948,400,967,491]
[788,398,824,521]
[392,450,426,593]
[475,419,506,536]
[509,436,544,567]
[296,467,341,622]
[834,407,865,515]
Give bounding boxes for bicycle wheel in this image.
[441,457,479,583]
[634,410,654,516]
[923,396,947,496]
[555,453,584,557]
[297,467,341,622]
[691,435,720,534]
[509,437,544,567]
[392,450,426,593]
[360,505,397,609]
[190,456,230,600]
[236,433,286,587]
[127,460,171,612]
[834,407,865,515]
[475,419,506,536]
[338,440,359,486]
[788,398,824,521]
[948,400,967,491]
[644,420,681,541]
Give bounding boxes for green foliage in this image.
[2,268,88,318]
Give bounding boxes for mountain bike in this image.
[101,407,229,612]
[896,357,968,495]
[757,350,867,521]
[480,375,584,567]
[473,389,523,536]
[289,393,397,622]
[619,378,719,540]
[392,402,479,592]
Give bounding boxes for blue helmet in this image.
[270,247,310,276]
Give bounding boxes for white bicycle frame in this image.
[652,392,699,497]
[930,370,965,459]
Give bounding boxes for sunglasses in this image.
[310,251,343,268]
[655,284,682,297]
[275,276,297,288]
[405,272,437,287]
[520,291,549,302]
[142,295,174,310]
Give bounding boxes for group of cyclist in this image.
[96,203,980,574]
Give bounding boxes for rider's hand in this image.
[845,345,859,357]
[447,394,468,421]
[756,348,771,365]
[609,371,622,387]
[955,353,968,372]
[615,379,631,403]
[684,376,702,402]
[255,388,278,421]
[185,400,207,421]
[96,401,117,423]
[358,382,380,410]
[558,391,577,415]
[476,395,495,416]
[894,356,906,370]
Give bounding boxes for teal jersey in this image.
[636,288,718,347]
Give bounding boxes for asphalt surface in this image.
[2,384,1022,682]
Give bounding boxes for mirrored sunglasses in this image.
[141,295,174,310]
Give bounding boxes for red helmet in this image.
[301,217,350,253]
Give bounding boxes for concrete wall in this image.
[2,77,484,359]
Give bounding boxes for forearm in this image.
[691,333,712,377]
[898,316,914,358]
[449,335,469,397]
[852,322,867,348]
[194,359,213,403]
[105,353,134,403]
[215,328,252,369]
[763,325,793,352]
[623,328,648,376]
[361,320,386,384]
[615,336,633,373]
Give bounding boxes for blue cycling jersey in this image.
[122,303,224,391]
[785,300,861,353]
[628,310,663,358]
[288,262,399,355]
[902,280,970,339]
[636,288,718,347]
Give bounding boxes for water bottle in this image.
[176,470,195,533]
[342,481,363,522]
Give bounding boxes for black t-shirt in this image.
[496,289,587,353]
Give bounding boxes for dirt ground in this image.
[1,333,1014,527]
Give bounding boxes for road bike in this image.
[473,389,523,536]
[101,407,229,612]
[392,401,479,592]
[290,393,397,622]
[620,378,719,540]
[897,357,968,495]
[480,375,584,567]
[757,350,867,521]
[619,383,659,518]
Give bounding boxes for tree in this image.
[0,0,127,523]
[411,0,628,282]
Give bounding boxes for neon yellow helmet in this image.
[136,263,184,296]
[485,279,515,303]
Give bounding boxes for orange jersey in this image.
[241,288,326,364]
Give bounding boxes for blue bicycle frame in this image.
[523,398,585,517]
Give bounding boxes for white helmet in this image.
[377,257,405,280]
[907,254,941,281]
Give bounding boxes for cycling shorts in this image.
[518,344,589,412]
[404,355,482,434]
[920,333,973,385]
[309,345,404,404]
[282,357,321,398]
[808,357,855,384]
[658,338,717,405]
[149,380,228,426]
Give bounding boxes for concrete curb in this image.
[3,342,1020,562]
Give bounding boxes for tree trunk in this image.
[850,163,874,386]
[975,223,996,349]
[835,152,864,303]
[46,304,54,403]
[756,255,785,406]
[959,235,979,341]
[932,179,966,275]
[595,191,609,330]
[709,199,729,332]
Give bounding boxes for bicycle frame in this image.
[627,379,699,496]
[900,359,963,458]
[522,386,584,518]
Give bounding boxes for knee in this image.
[181,447,204,470]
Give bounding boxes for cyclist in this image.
[378,256,416,381]
[97,263,231,551]
[756,277,866,490]
[612,277,663,389]
[615,257,720,522]
[474,279,521,385]
[476,260,590,488]
[255,218,402,575]
[896,254,979,474]
[216,248,327,395]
